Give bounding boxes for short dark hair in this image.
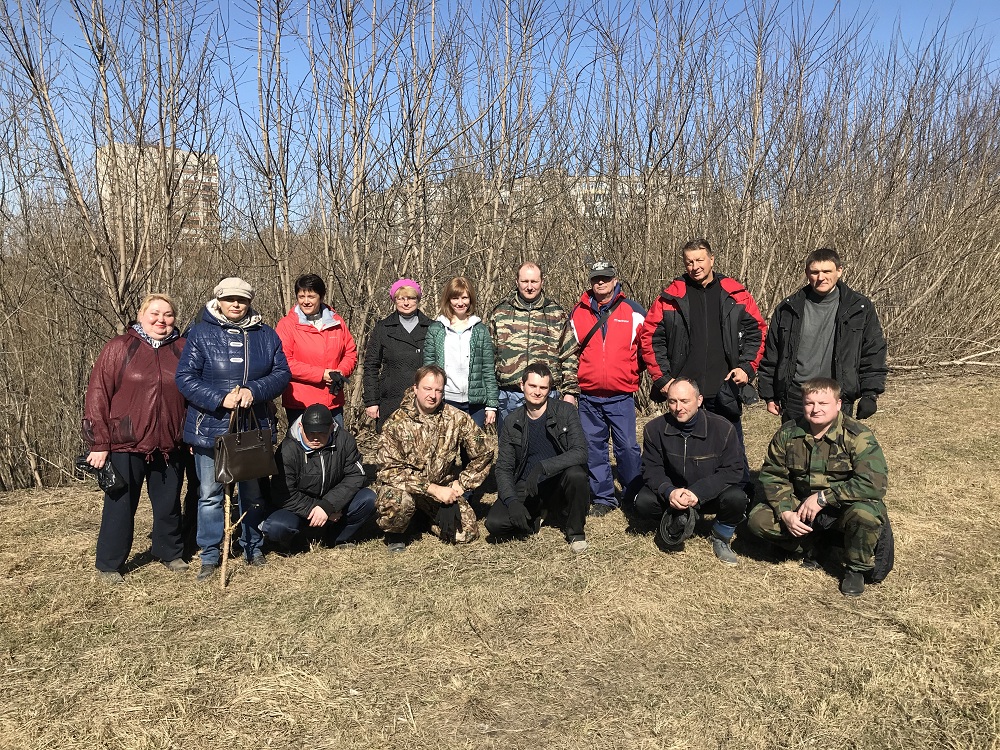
[414,364,446,387]
[682,238,713,255]
[521,361,553,385]
[294,273,327,299]
[666,376,701,397]
[801,377,841,400]
[804,248,842,271]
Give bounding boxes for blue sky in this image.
[824,0,1000,50]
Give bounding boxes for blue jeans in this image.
[261,488,376,547]
[444,400,487,428]
[193,446,267,565]
[578,393,643,507]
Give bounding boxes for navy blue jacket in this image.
[175,306,291,448]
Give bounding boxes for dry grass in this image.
[1,375,998,750]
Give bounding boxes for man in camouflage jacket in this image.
[376,365,494,550]
[749,377,889,597]
[491,262,579,426]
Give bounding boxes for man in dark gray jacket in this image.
[758,248,887,421]
[486,362,590,552]
[636,377,747,564]
[261,404,375,549]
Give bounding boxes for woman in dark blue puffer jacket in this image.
[175,277,291,582]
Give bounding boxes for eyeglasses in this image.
[591,276,614,284]
[396,296,419,301]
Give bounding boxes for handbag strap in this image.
[576,297,624,355]
[228,403,262,433]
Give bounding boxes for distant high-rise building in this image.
[96,143,219,244]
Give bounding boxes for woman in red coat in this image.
[84,293,188,583]
[276,274,357,427]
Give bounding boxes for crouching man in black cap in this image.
[635,377,748,564]
[261,404,376,550]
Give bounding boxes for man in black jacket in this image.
[486,362,590,552]
[635,377,748,564]
[758,248,887,421]
[261,404,376,549]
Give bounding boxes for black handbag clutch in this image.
[214,407,277,484]
[75,455,127,493]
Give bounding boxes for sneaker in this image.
[841,570,865,597]
[589,503,617,518]
[99,570,124,584]
[711,535,738,565]
[196,563,218,583]
[162,558,189,573]
[385,534,407,553]
[569,538,589,553]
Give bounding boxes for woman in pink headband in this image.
[362,278,433,431]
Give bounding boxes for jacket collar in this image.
[204,299,262,329]
[662,409,709,439]
[293,304,339,330]
[791,411,845,443]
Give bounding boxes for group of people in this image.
[83,240,891,596]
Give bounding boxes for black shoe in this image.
[162,558,189,573]
[248,554,267,567]
[196,563,218,583]
[840,570,865,597]
[800,546,821,570]
[589,503,617,518]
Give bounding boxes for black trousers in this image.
[635,483,748,531]
[95,451,184,572]
[486,464,590,540]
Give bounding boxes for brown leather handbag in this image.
[214,407,277,483]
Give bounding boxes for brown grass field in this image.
[1,374,997,750]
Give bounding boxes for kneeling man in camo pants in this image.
[749,377,889,597]
[375,365,494,552]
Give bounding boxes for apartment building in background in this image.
[96,143,219,243]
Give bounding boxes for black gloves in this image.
[328,371,346,394]
[523,465,546,499]
[435,502,462,538]
[855,396,877,419]
[505,498,533,534]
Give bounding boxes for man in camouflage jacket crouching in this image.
[376,365,494,551]
[749,377,891,597]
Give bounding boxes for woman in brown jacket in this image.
[83,293,188,583]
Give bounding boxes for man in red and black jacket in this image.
[639,239,766,480]
[567,261,647,516]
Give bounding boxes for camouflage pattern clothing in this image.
[376,388,494,542]
[490,294,579,394]
[750,412,888,571]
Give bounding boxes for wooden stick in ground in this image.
[219,481,247,589]
[220,482,234,589]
